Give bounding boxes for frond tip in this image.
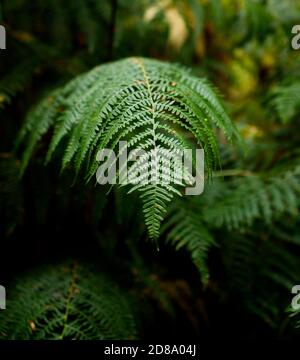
[17,57,239,239]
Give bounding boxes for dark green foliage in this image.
[222,231,300,326]
[0,59,38,108]
[271,81,300,123]
[0,157,23,236]
[204,164,300,230]
[163,200,215,285]
[0,262,137,340]
[159,154,300,276]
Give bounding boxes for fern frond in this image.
[204,164,300,230]
[162,199,215,285]
[162,160,300,285]
[17,57,239,239]
[0,262,137,340]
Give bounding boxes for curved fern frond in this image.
[162,199,215,285]
[17,57,239,239]
[0,262,137,340]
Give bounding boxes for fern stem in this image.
[132,58,161,243]
[60,262,78,340]
[132,57,158,184]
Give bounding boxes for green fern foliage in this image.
[161,160,300,285]
[17,57,239,239]
[204,165,300,230]
[162,200,215,285]
[0,262,137,340]
[271,81,300,123]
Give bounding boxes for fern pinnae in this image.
[18,57,238,239]
[162,202,216,285]
[0,262,137,340]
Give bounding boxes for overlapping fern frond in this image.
[0,262,137,340]
[162,159,300,284]
[162,199,215,285]
[204,163,300,230]
[17,57,239,239]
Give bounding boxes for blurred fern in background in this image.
[0,262,137,340]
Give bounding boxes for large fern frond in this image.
[17,57,239,239]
